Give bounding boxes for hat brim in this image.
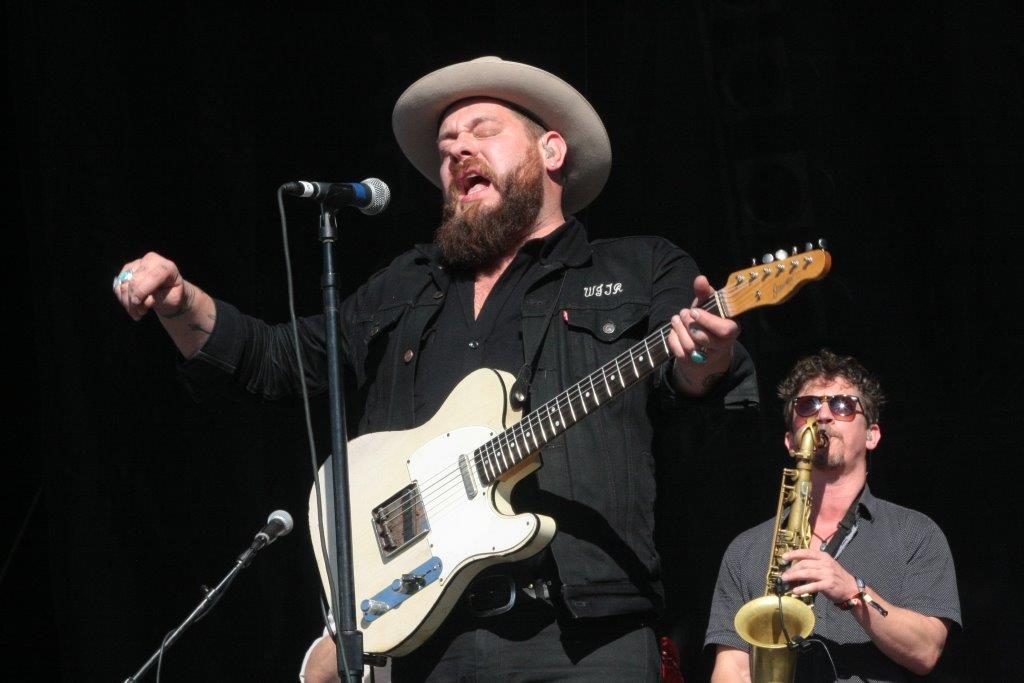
[392,57,611,215]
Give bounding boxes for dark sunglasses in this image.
[792,395,864,421]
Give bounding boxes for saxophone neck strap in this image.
[823,485,865,559]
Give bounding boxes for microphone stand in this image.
[317,205,363,683]
[124,538,271,682]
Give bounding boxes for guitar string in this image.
[370,323,676,526]
[370,290,738,524]
[372,314,689,524]
[371,264,819,525]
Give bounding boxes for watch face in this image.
[855,577,866,592]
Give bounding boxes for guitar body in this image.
[307,243,831,658]
[308,368,556,656]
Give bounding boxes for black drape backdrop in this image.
[9,1,1021,680]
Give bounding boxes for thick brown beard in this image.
[434,148,545,272]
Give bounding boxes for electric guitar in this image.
[308,243,831,656]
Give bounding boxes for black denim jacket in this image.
[180,218,757,618]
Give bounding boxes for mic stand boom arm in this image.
[124,537,269,682]
[318,205,363,682]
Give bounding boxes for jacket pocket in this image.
[563,301,649,343]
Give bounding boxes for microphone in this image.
[252,509,294,550]
[281,178,390,215]
[237,509,293,567]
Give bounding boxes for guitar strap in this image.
[510,270,568,410]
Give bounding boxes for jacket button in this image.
[602,322,616,335]
[403,349,415,363]
[468,340,480,349]
[433,291,444,299]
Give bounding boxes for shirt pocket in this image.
[562,301,651,371]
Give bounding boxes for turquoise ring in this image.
[113,269,134,288]
[690,349,708,364]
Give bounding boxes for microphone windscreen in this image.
[268,509,294,536]
[360,178,391,215]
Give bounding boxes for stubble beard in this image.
[813,431,845,469]
[435,149,545,272]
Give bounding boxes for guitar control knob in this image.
[361,599,391,616]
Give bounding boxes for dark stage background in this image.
[8,1,1022,680]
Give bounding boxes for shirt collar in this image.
[856,483,876,523]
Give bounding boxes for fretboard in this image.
[472,294,724,486]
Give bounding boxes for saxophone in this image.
[733,418,827,683]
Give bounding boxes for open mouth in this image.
[456,169,493,200]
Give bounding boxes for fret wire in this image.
[497,435,510,471]
[470,309,734,488]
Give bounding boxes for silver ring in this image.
[690,349,708,364]
[113,269,134,288]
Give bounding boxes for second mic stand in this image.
[124,533,273,682]
[317,206,363,682]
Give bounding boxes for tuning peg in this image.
[761,253,775,264]
[774,249,788,261]
[791,245,798,256]
[817,238,828,250]
[750,257,758,267]
[805,242,814,252]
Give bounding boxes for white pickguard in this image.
[406,426,538,580]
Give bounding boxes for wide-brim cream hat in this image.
[392,56,611,215]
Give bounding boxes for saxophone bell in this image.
[732,418,821,683]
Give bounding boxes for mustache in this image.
[447,158,496,196]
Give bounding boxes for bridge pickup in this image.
[361,557,443,625]
[371,483,429,559]
[458,452,478,499]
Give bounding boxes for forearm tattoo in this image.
[159,282,196,320]
[188,312,216,336]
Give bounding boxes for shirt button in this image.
[602,322,616,335]
[468,340,480,349]
[403,349,415,363]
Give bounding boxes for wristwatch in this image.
[836,577,889,616]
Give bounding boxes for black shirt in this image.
[414,225,571,420]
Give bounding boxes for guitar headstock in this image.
[717,239,831,318]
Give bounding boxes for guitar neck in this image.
[471,294,726,486]
[469,244,831,486]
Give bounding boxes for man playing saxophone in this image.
[705,350,961,682]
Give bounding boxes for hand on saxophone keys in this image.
[780,548,859,603]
